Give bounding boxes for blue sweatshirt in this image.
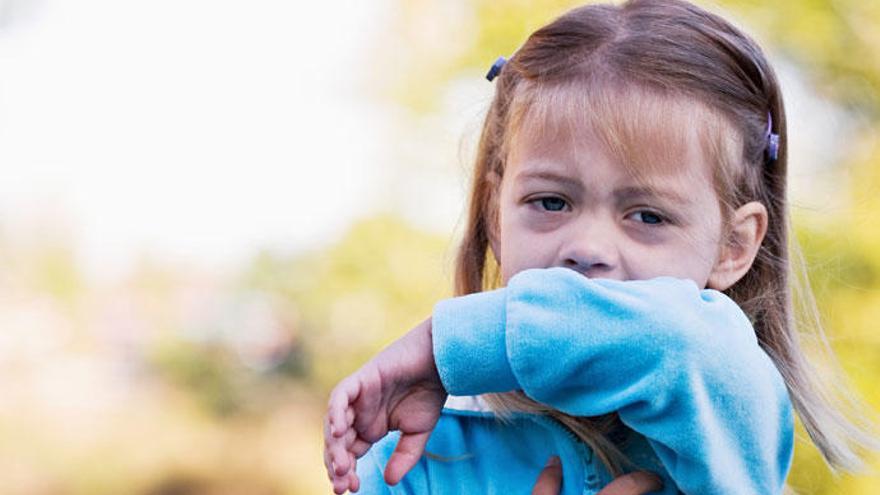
[356,267,794,494]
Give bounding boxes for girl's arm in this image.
[325,267,794,494]
[432,267,794,494]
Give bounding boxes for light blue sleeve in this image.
[432,267,794,495]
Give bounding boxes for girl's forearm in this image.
[432,267,794,495]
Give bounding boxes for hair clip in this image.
[766,112,780,162]
[486,56,507,82]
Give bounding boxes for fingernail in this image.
[545,456,560,467]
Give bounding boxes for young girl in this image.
[323,0,876,493]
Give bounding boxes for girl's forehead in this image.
[506,81,741,182]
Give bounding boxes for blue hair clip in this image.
[766,112,780,162]
[486,56,507,82]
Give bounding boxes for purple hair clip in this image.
[486,56,507,82]
[766,112,780,162]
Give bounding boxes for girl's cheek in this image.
[500,221,559,274]
[517,208,567,234]
[629,238,714,282]
[502,208,554,238]
[623,225,675,246]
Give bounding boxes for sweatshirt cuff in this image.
[432,288,518,395]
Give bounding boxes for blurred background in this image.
[0,0,877,493]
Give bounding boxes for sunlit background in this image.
[0,0,878,493]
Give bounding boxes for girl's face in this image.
[495,122,728,288]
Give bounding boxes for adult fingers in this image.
[596,471,663,495]
[531,456,562,495]
[383,431,432,486]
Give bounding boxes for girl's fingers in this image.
[329,434,371,485]
[345,406,355,429]
[341,427,357,448]
[324,411,351,477]
[330,453,358,493]
[323,416,342,477]
[351,438,372,458]
[327,456,351,495]
[383,431,432,486]
[332,476,349,495]
[330,439,352,476]
[326,402,370,478]
[352,372,383,434]
[331,425,365,476]
[323,440,334,478]
[329,377,360,437]
[348,469,360,493]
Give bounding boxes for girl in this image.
[324,0,876,493]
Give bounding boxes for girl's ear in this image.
[707,201,768,291]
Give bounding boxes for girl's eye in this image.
[629,210,665,225]
[537,197,568,212]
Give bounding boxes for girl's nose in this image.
[559,226,619,278]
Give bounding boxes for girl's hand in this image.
[323,317,447,494]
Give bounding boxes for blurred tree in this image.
[242,215,452,393]
[151,341,244,417]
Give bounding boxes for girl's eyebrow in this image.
[515,170,582,189]
[614,186,691,206]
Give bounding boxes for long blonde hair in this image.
[454,0,877,478]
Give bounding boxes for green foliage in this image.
[151,341,245,418]
[716,0,880,117]
[241,215,452,393]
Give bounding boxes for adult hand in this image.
[532,457,663,495]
